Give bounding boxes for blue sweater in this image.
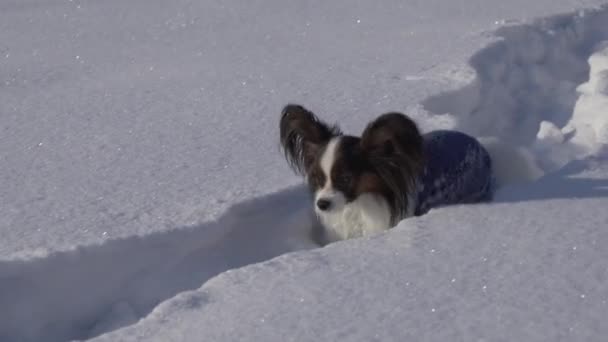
[415,130,494,216]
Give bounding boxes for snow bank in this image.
[424,7,608,174]
[0,187,316,341]
[563,41,608,154]
[92,162,608,342]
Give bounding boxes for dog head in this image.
[280,104,423,241]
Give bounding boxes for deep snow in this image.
[1,0,608,341]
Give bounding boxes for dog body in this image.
[415,130,494,216]
[280,104,493,244]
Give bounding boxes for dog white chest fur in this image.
[314,138,392,242]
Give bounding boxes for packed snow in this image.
[1,0,608,341]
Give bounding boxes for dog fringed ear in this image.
[360,112,423,167]
[280,104,340,175]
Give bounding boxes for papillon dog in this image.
[280,104,494,245]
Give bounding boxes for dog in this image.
[280,104,494,245]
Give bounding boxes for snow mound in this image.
[478,137,544,186]
[423,7,608,174]
[0,187,317,342]
[563,41,608,155]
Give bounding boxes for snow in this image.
[565,42,608,153]
[92,188,608,342]
[1,0,608,341]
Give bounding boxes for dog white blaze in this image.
[315,137,392,243]
[320,194,392,242]
[315,137,344,208]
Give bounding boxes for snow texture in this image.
[1,1,608,341]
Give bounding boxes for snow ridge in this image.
[0,187,316,342]
[423,6,608,172]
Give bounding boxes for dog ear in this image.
[361,112,424,220]
[280,104,340,175]
[360,112,423,166]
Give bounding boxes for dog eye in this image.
[310,171,324,187]
[316,174,325,186]
[338,174,352,185]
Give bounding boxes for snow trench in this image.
[423,6,608,172]
[0,187,317,342]
[2,6,608,342]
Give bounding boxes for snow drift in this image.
[423,8,608,172]
[0,187,316,341]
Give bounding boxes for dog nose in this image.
[316,198,332,211]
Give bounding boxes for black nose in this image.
[316,198,332,211]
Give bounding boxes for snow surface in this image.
[2,0,608,341]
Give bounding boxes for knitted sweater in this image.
[415,130,494,216]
